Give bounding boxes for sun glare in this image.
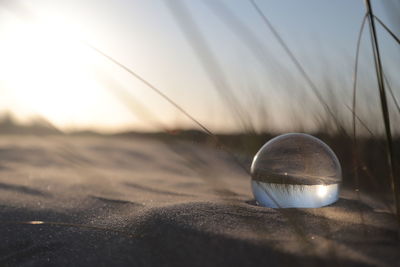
[316,184,328,198]
[0,16,128,130]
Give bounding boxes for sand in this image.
[0,135,399,266]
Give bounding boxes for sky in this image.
[0,0,399,133]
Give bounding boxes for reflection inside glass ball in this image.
[251,133,342,208]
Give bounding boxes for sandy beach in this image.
[0,135,399,266]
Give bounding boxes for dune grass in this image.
[0,1,399,263]
[80,0,400,230]
[364,0,400,226]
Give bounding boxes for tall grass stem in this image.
[364,0,400,227]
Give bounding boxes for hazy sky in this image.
[0,0,398,133]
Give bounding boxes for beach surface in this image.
[0,135,398,266]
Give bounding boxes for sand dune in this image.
[0,136,398,266]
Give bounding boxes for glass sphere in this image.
[251,133,341,208]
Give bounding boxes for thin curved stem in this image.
[165,0,254,132]
[345,104,374,137]
[365,0,400,228]
[248,0,346,133]
[85,43,213,137]
[83,42,254,181]
[372,15,400,114]
[350,13,368,234]
[373,15,400,45]
[352,13,368,142]
[384,74,400,115]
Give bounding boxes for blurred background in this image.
[0,0,399,201]
[0,0,398,134]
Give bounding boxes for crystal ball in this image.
[251,133,341,208]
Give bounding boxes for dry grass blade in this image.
[352,13,368,142]
[248,0,346,134]
[351,13,368,234]
[203,0,287,75]
[165,0,254,132]
[84,42,214,137]
[364,0,400,227]
[373,15,400,45]
[83,43,257,182]
[384,74,400,115]
[349,13,396,216]
[345,104,375,137]
[98,71,168,130]
[372,15,400,114]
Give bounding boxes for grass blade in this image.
[373,15,400,45]
[352,14,368,141]
[384,75,400,115]
[84,42,214,137]
[364,0,400,227]
[165,0,255,132]
[248,0,346,134]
